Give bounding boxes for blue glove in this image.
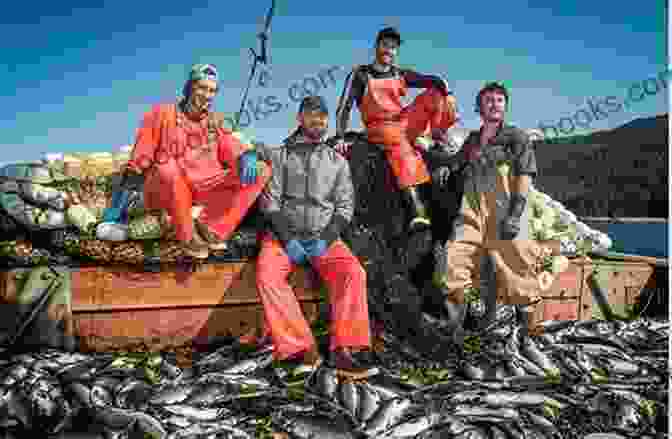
[285,239,309,265]
[239,150,258,186]
[301,239,328,259]
[102,190,130,223]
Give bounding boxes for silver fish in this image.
[519,338,557,372]
[167,422,253,439]
[363,398,413,436]
[218,353,273,375]
[452,405,519,420]
[339,381,360,415]
[149,384,198,405]
[356,383,383,423]
[161,404,229,421]
[90,384,114,408]
[184,383,230,406]
[129,411,168,439]
[272,412,355,439]
[366,380,405,400]
[378,412,442,437]
[505,358,527,377]
[313,367,339,399]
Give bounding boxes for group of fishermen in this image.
[125,27,542,378]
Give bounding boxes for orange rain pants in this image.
[362,87,458,189]
[255,235,371,360]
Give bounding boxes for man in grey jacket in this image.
[256,96,374,379]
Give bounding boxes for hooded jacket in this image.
[258,129,354,245]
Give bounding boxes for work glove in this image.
[284,239,309,265]
[102,190,130,224]
[301,239,328,259]
[500,192,527,240]
[239,150,258,186]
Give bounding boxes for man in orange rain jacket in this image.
[125,64,271,258]
[256,96,375,380]
[334,27,459,235]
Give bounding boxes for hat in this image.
[376,27,403,46]
[189,64,219,82]
[298,95,329,114]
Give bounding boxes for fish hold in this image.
[356,383,383,424]
[272,412,356,439]
[149,384,198,406]
[312,367,339,400]
[339,381,360,416]
[363,398,413,437]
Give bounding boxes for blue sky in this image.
[0,0,667,163]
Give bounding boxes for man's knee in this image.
[256,257,287,288]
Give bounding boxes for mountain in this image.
[533,114,668,218]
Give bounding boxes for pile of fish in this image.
[0,314,667,438]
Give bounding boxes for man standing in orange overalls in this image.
[256,96,374,380]
[125,64,271,258]
[334,27,459,234]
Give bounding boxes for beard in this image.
[186,96,211,113]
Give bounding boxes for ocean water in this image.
[605,221,669,258]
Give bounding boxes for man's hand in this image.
[284,239,309,265]
[331,137,353,157]
[500,193,527,240]
[500,216,521,240]
[239,150,258,186]
[301,239,328,259]
[121,163,141,177]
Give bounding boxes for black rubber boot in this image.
[475,252,498,332]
